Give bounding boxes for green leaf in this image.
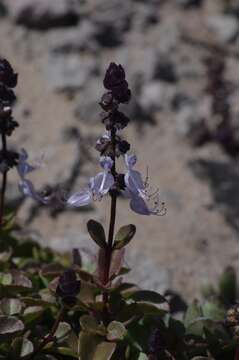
[135,302,168,316]
[78,332,102,360]
[53,347,78,358]
[219,266,237,305]
[109,249,125,279]
[23,306,44,324]
[79,333,116,360]
[22,296,53,308]
[0,316,24,335]
[40,263,65,279]
[0,273,12,285]
[0,271,32,294]
[107,321,127,341]
[0,249,12,262]
[186,317,215,337]
[114,224,136,250]
[2,212,15,232]
[11,337,33,357]
[202,302,225,321]
[93,342,116,360]
[55,322,71,340]
[80,315,106,336]
[87,220,107,248]
[184,301,202,328]
[129,290,166,304]
[138,354,148,360]
[0,298,22,316]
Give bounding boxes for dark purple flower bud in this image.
[103,63,126,90]
[114,111,130,130]
[100,112,113,131]
[95,135,111,155]
[0,118,19,136]
[0,59,18,88]
[0,106,19,136]
[148,328,165,356]
[111,81,131,104]
[72,248,82,267]
[118,139,130,154]
[99,92,115,111]
[0,84,16,104]
[0,150,19,173]
[0,105,11,119]
[56,269,81,306]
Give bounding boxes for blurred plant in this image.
[191,52,239,157]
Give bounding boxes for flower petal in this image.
[125,154,137,169]
[91,172,114,196]
[17,150,36,179]
[100,156,113,170]
[67,190,92,207]
[130,194,150,216]
[125,170,145,194]
[17,148,44,179]
[19,179,48,204]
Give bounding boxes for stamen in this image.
[156,202,167,216]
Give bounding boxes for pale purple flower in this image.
[17,148,42,179]
[124,154,165,216]
[129,191,166,216]
[66,190,92,208]
[19,178,49,204]
[124,154,145,195]
[17,150,67,207]
[66,156,114,208]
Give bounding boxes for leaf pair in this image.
[87,220,136,250]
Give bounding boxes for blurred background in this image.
[1,0,239,299]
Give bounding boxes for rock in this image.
[89,0,133,47]
[48,21,99,54]
[171,93,194,111]
[207,15,239,43]
[139,81,175,113]
[120,97,156,127]
[176,100,211,146]
[126,249,172,293]
[176,0,203,8]
[74,77,103,122]
[6,0,79,30]
[132,3,159,31]
[127,46,159,84]
[154,56,178,83]
[176,104,200,137]
[46,53,99,93]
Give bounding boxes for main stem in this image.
[0,133,7,227]
[102,126,117,310]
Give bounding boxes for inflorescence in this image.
[0,59,19,174]
[17,62,165,216]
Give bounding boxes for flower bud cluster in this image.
[0,59,19,173]
[56,269,81,306]
[96,62,131,159]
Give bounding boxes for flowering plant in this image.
[0,59,238,360]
